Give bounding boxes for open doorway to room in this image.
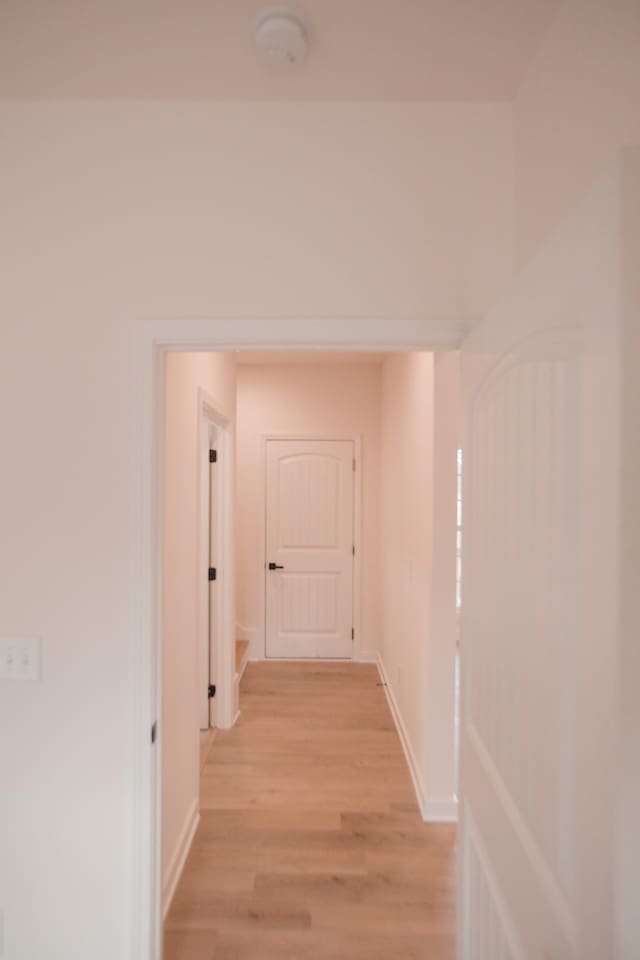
[161,357,237,921]
[158,347,461,960]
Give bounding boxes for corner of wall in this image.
[237,621,261,660]
[162,796,199,919]
[375,654,429,819]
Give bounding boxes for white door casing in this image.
[459,162,625,960]
[197,417,214,729]
[207,421,217,728]
[197,391,233,735]
[139,320,461,960]
[265,439,354,659]
[198,417,219,730]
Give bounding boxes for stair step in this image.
[235,638,249,673]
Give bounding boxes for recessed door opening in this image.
[156,344,461,960]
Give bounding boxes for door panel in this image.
[460,168,623,960]
[207,422,217,728]
[266,440,354,659]
[278,455,340,548]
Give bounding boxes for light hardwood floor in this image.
[199,728,217,771]
[165,662,457,960]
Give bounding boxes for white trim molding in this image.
[236,622,260,662]
[358,649,379,663]
[376,654,457,824]
[162,797,199,920]
[376,655,428,818]
[196,392,235,733]
[424,797,459,823]
[134,318,465,960]
[234,627,250,681]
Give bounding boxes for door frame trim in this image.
[258,433,362,661]
[197,389,233,733]
[133,317,460,960]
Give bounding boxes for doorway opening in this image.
[140,334,461,960]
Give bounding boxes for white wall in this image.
[162,351,235,908]
[235,361,382,658]
[380,354,433,809]
[514,0,640,261]
[379,352,459,820]
[618,148,640,960]
[425,352,460,818]
[0,100,510,957]
[457,148,640,960]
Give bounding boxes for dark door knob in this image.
[268,562,285,570]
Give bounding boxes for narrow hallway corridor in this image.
[164,662,456,960]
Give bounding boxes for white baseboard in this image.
[232,673,240,723]
[162,796,199,919]
[424,797,459,822]
[252,656,356,663]
[243,630,377,663]
[376,655,458,825]
[235,630,250,680]
[358,648,379,663]
[376,655,428,819]
[237,622,261,660]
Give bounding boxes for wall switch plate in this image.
[0,636,42,680]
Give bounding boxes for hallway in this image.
[164,662,457,959]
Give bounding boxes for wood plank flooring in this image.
[199,728,217,771]
[165,662,457,960]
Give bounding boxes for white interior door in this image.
[265,439,354,659]
[458,169,622,960]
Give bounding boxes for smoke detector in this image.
[254,8,308,68]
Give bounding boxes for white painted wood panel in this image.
[459,162,627,960]
[466,812,523,960]
[266,439,354,659]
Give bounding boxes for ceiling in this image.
[236,351,390,365]
[0,0,561,100]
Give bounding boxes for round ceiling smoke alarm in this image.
[254,9,308,68]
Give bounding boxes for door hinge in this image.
[209,449,217,463]
[208,567,217,581]
[352,545,355,556]
[208,684,216,699]
[151,721,157,745]
[352,628,355,641]
[353,458,356,472]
